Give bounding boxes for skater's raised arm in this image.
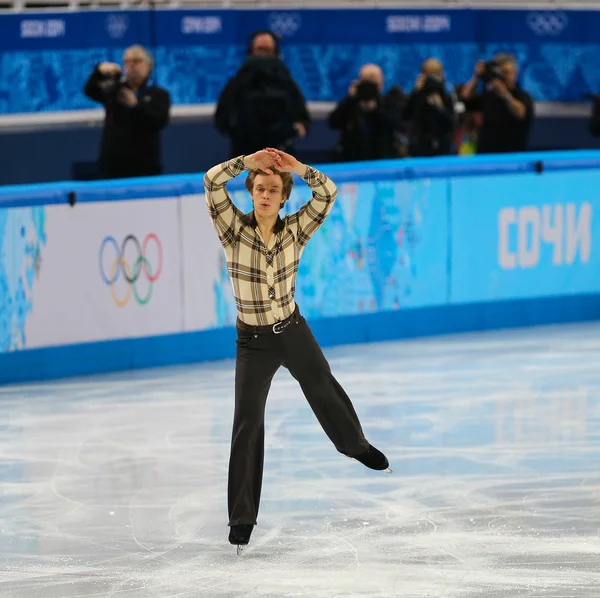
[266,148,338,246]
[204,150,281,248]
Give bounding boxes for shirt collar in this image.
[241,211,285,234]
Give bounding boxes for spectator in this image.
[454,111,482,156]
[328,63,407,162]
[214,31,310,158]
[589,93,600,136]
[403,58,455,157]
[453,83,482,155]
[83,45,171,179]
[460,54,534,154]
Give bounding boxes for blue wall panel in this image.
[0,8,599,114]
[284,179,449,319]
[450,171,600,303]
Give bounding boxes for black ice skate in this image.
[229,524,254,555]
[353,444,392,473]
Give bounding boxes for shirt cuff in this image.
[229,156,247,176]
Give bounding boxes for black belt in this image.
[236,308,299,335]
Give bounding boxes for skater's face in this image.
[252,174,286,218]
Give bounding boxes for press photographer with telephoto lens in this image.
[459,54,534,154]
[83,45,171,180]
[403,58,455,157]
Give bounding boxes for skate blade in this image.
[237,544,244,555]
[349,456,393,474]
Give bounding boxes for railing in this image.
[3,0,600,13]
[0,102,590,134]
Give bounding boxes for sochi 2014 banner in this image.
[0,198,186,352]
[2,7,600,113]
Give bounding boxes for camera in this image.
[421,74,445,96]
[100,71,129,99]
[355,80,379,102]
[481,60,503,84]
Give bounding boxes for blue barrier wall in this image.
[0,8,599,114]
[1,150,600,386]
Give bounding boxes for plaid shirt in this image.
[204,156,338,326]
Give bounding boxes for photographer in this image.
[460,54,534,154]
[214,31,310,158]
[84,45,171,179]
[328,64,406,162]
[403,58,455,157]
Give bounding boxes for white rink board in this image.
[179,193,229,332]
[25,199,184,348]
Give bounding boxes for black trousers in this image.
[228,307,370,526]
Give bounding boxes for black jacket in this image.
[403,88,455,157]
[589,95,600,137]
[328,88,406,162]
[214,56,310,157]
[463,85,534,154]
[84,65,171,179]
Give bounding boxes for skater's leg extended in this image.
[228,333,281,527]
[282,315,371,458]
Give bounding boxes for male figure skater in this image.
[204,148,390,551]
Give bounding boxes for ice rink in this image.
[1,322,600,598]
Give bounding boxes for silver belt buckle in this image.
[273,320,284,334]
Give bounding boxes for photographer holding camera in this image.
[84,45,171,179]
[328,64,406,162]
[460,54,533,154]
[214,31,310,159]
[403,58,455,157]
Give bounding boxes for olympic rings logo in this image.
[99,233,163,307]
[526,11,569,36]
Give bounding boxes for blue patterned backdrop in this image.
[1,8,600,114]
[211,178,449,327]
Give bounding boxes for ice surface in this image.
[1,323,600,597]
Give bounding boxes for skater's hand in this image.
[265,148,308,177]
[243,149,281,174]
